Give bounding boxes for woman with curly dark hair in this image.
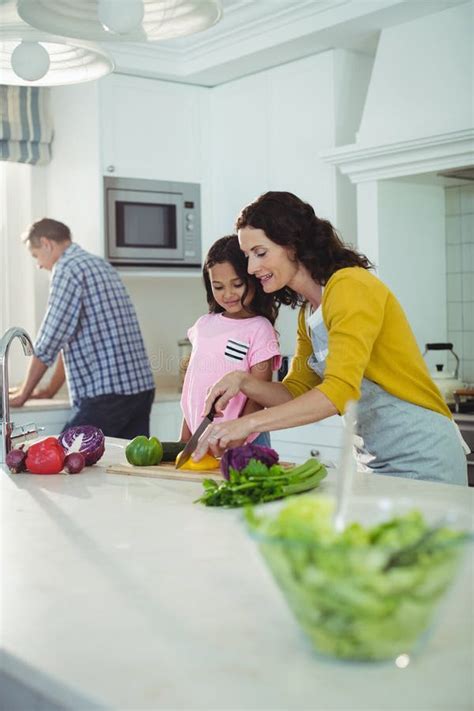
[179,234,281,448]
[193,192,467,486]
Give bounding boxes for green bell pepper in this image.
[125,436,163,466]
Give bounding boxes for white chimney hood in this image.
[322,2,473,183]
[322,128,474,184]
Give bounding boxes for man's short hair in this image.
[23,218,71,246]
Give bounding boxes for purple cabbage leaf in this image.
[220,444,279,480]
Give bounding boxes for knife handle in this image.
[208,398,218,421]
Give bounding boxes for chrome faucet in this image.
[1,327,42,463]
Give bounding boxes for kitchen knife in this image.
[175,399,218,469]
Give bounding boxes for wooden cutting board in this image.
[107,460,294,483]
[106,461,224,482]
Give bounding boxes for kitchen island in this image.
[1,439,473,711]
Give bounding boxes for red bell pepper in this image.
[26,437,65,475]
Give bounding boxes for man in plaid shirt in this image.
[10,218,155,437]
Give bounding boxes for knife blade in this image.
[175,399,218,469]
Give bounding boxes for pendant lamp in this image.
[0,38,114,85]
[17,0,223,43]
[0,1,114,86]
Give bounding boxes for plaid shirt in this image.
[35,244,154,407]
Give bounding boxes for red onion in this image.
[5,446,27,473]
[64,452,86,474]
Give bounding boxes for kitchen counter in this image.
[10,384,182,413]
[1,440,473,711]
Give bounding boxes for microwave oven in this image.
[104,176,201,268]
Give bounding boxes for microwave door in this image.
[107,189,184,263]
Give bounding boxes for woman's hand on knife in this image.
[193,418,252,460]
[202,371,246,417]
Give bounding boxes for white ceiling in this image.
[0,0,468,86]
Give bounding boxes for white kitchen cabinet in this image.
[99,75,207,183]
[150,400,182,442]
[207,72,269,257]
[272,415,344,466]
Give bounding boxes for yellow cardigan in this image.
[282,267,451,419]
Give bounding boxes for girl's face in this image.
[238,227,298,292]
[208,261,254,319]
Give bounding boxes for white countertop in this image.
[1,440,473,710]
[10,385,181,413]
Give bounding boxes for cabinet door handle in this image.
[106,165,115,173]
[310,449,320,457]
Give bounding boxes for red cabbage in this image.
[220,444,279,480]
[59,426,105,466]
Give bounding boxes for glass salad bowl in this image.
[245,495,473,662]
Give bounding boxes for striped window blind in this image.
[0,85,53,165]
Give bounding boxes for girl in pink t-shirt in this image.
[180,235,281,447]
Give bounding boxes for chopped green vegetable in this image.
[245,496,468,661]
[195,458,327,507]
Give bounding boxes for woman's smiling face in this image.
[238,226,298,292]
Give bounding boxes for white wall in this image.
[377,180,447,351]
[358,1,473,144]
[120,275,207,382]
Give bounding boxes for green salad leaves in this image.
[245,497,468,661]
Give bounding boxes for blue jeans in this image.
[62,389,155,439]
[252,432,271,447]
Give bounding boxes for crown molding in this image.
[1,0,467,86]
[107,0,350,69]
[321,129,474,183]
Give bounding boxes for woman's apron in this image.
[306,306,468,486]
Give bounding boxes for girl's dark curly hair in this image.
[203,235,278,325]
[236,191,373,308]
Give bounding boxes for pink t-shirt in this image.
[181,312,281,434]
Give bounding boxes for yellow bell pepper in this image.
[175,452,220,471]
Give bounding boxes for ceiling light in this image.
[98,0,144,35]
[11,40,50,81]
[0,1,115,86]
[17,0,223,42]
[0,38,114,86]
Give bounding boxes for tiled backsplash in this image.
[446,185,474,383]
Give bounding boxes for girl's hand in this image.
[193,418,252,460]
[203,371,246,416]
